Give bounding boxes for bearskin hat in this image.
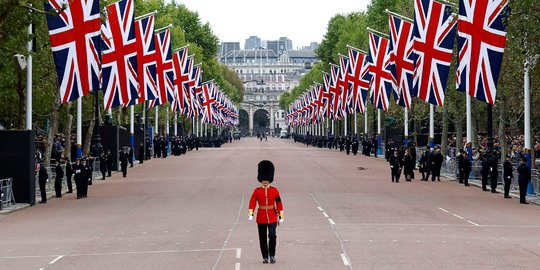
[257,160,275,183]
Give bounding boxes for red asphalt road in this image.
[1,138,540,270]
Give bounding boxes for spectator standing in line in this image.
[517,156,531,204]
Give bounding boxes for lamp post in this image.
[90,90,102,157]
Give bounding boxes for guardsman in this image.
[248,160,284,264]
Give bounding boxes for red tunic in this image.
[249,185,283,224]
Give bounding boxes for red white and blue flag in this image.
[101,0,138,109]
[367,31,395,111]
[200,81,217,124]
[388,12,415,108]
[187,64,203,118]
[150,28,175,107]
[338,55,352,117]
[456,0,509,104]
[171,47,191,114]
[412,0,457,106]
[134,13,158,104]
[329,64,342,119]
[45,0,101,103]
[322,72,333,119]
[347,46,370,113]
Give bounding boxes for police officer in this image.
[457,150,466,184]
[106,150,113,177]
[480,155,490,191]
[99,152,107,180]
[517,156,530,204]
[489,151,499,193]
[462,154,472,187]
[38,162,48,203]
[389,149,402,183]
[119,148,128,178]
[503,155,513,199]
[73,158,84,199]
[54,159,64,198]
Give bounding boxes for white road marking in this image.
[340,253,350,266]
[328,219,335,225]
[322,212,329,218]
[236,248,241,259]
[49,255,64,265]
[317,206,324,211]
[235,262,241,270]
[439,208,481,227]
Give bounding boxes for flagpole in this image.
[134,10,157,21]
[364,109,368,135]
[174,112,178,136]
[524,57,534,194]
[26,8,32,131]
[354,113,357,135]
[130,105,135,162]
[385,9,413,22]
[429,104,435,148]
[404,107,409,146]
[166,108,170,154]
[377,109,382,156]
[466,94,473,160]
[155,106,159,136]
[76,97,82,158]
[344,112,348,136]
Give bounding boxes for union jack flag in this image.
[313,83,326,123]
[101,0,138,109]
[367,31,395,111]
[456,0,509,104]
[134,13,158,104]
[200,81,216,124]
[150,28,175,108]
[45,0,101,103]
[322,72,333,118]
[187,64,203,118]
[329,64,342,119]
[338,55,352,118]
[412,0,457,106]
[388,12,415,108]
[347,46,370,113]
[171,47,191,114]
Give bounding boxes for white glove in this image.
[279,218,284,223]
[248,215,253,221]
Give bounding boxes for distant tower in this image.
[245,36,261,50]
[220,42,240,58]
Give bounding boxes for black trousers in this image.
[463,170,470,186]
[504,178,511,197]
[490,173,498,192]
[54,177,62,197]
[39,179,47,202]
[257,222,277,259]
[66,174,73,192]
[519,180,528,203]
[481,174,489,190]
[391,168,400,182]
[458,168,464,183]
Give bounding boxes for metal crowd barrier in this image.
[1,178,15,207]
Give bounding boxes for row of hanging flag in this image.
[44,0,239,127]
[286,0,509,127]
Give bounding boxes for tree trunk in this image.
[62,101,73,160]
[44,92,61,167]
[455,117,463,153]
[83,104,95,157]
[498,104,507,159]
[17,70,25,130]
[441,105,448,155]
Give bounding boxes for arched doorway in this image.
[253,109,269,135]
[239,109,249,135]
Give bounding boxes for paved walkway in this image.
[1,138,540,270]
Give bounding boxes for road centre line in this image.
[439,207,480,227]
[323,212,329,218]
[235,262,241,270]
[49,255,64,265]
[341,253,351,266]
[236,248,241,259]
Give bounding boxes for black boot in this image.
[270,256,276,264]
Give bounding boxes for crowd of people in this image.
[34,133,234,204]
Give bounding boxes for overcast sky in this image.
[174,0,371,49]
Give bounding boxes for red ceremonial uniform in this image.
[249,185,283,224]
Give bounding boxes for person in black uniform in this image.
[462,155,472,186]
[352,138,359,155]
[65,158,73,193]
[99,152,107,180]
[389,150,402,183]
[119,149,128,178]
[38,162,48,203]
[129,147,134,167]
[489,151,499,193]
[138,143,144,164]
[457,150,466,184]
[54,159,64,198]
[418,151,426,180]
[73,158,84,199]
[81,158,91,198]
[480,154,490,191]
[517,156,530,204]
[106,150,113,177]
[425,148,433,181]
[403,148,415,181]
[503,155,513,199]
[345,137,351,155]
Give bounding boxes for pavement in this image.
[1,138,540,270]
